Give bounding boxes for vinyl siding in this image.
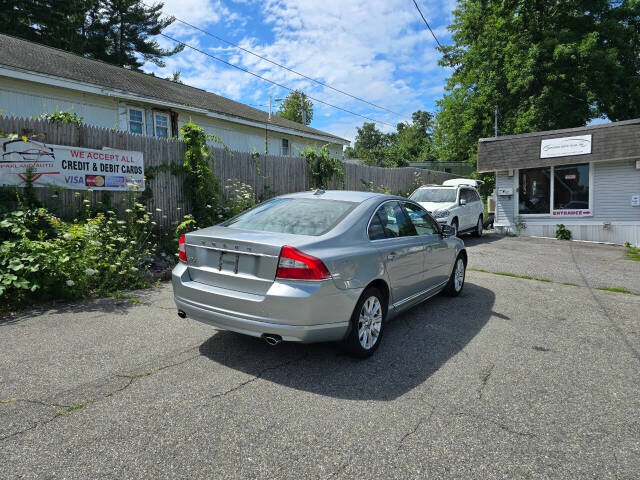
[592,160,640,221]
[495,171,515,225]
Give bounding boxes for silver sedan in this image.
[172,190,467,357]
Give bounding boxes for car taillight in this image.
[178,234,187,263]
[276,245,330,280]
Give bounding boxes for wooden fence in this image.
[0,116,457,227]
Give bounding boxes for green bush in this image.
[0,200,156,311]
[555,224,572,241]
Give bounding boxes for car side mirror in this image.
[441,225,455,237]
[459,198,467,206]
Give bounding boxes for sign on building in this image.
[540,135,592,159]
[0,139,144,191]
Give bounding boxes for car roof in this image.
[281,190,393,203]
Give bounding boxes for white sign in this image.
[540,135,592,158]
[0,139,144,191]
[632,194,640,207]
[552,209,591,217]
[497,188,513,196]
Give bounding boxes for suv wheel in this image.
[473,216,483,237]
[451,218,459,237]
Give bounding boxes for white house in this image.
[0,34,349,157]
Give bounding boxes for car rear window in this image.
[222,198,356,236]
[410,188,457,203]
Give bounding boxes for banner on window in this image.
[0,139,144,191]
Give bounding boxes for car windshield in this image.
[222,198,356,236]
[410,188,457,203]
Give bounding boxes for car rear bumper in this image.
[172,263,357,343]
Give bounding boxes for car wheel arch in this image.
[363,279,390,312]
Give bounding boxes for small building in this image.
[477,119,640,247]
[0,34,349,157]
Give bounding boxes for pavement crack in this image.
[1,397,70,409]
[397,405,436,451]
[456,410,536,437]
[209,353,309,402]
[476,364,495,400]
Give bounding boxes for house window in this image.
[128,108,145,135]
[518,163,591,215]
[154,112,169,138]
[281,138,289,156]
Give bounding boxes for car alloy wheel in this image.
[358,295,383,350]
[454,258,465,292]
[475,217,483,237]
[451,220,459,237]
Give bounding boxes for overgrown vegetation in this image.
[40,111,83,127]
[302,145,345,189]
[556,224,572,241]
[0,197,155,312]
[624,242,640,261]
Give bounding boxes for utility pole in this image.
[269,95,273,120]
[494,106,498,137]
[301,92,307,125]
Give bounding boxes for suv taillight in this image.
[178,234,187,263]
[276,246,330,280]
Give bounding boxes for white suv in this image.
[409,179,485,237]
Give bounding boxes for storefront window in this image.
[519,167,550,214]
[553,163,589,210]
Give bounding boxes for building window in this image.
[154,112,169,138]
[281,138,289,156]
[128,108,145,135]
[519,163,591,215]
[554,163,589,210]
[519,167,551,214]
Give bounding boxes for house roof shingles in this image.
[0,34,348,143]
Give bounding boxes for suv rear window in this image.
[410,188,457,203]
[222,198,356,236]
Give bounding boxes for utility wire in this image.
[165,15,403,117]
[411,0,444,50]
[158,32,397,128]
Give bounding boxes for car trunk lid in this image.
[183,227,301,295]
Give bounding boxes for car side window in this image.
[460,189,472,203]
[403,202,439,235]
[472,190,482,202]
[369,201,417,239]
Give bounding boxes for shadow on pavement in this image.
[461,231,504,247]
[199,282,494,401]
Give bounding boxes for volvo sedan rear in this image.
[172,191,467,357]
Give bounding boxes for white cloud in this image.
[145,0,455,140]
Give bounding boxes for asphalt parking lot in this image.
[1,235,639,479]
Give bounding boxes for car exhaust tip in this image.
[177,310,187,319]
[262,334,282,346]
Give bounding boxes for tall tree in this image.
[434,0,640,166]
[0,0,182,70]
[276,90,314,125]
[345,111,436,167]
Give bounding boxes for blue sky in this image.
[144,0,457,143]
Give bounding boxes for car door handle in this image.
[425,245,433,254]
[387,252,397,261]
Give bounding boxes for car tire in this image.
[443,254,466,297]
[344,287,386,358]
[451,218,459,237]
[473,215,483,237]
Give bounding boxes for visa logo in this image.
[65,175,84,184]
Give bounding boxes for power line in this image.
[411,0,444,50]
[158,32,397,128]
[166,15,404,117]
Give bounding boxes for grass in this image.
[626,246,640,261]
[595,287,640,296]
[56,402,86,417]
[468,268,552,283]
[469,268,640,296]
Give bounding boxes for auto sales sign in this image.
[0,138,144,191]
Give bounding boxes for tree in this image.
[346,111,436,167]
[276,90,313,125]
[0,0,182,70]
[434,0,640,167]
